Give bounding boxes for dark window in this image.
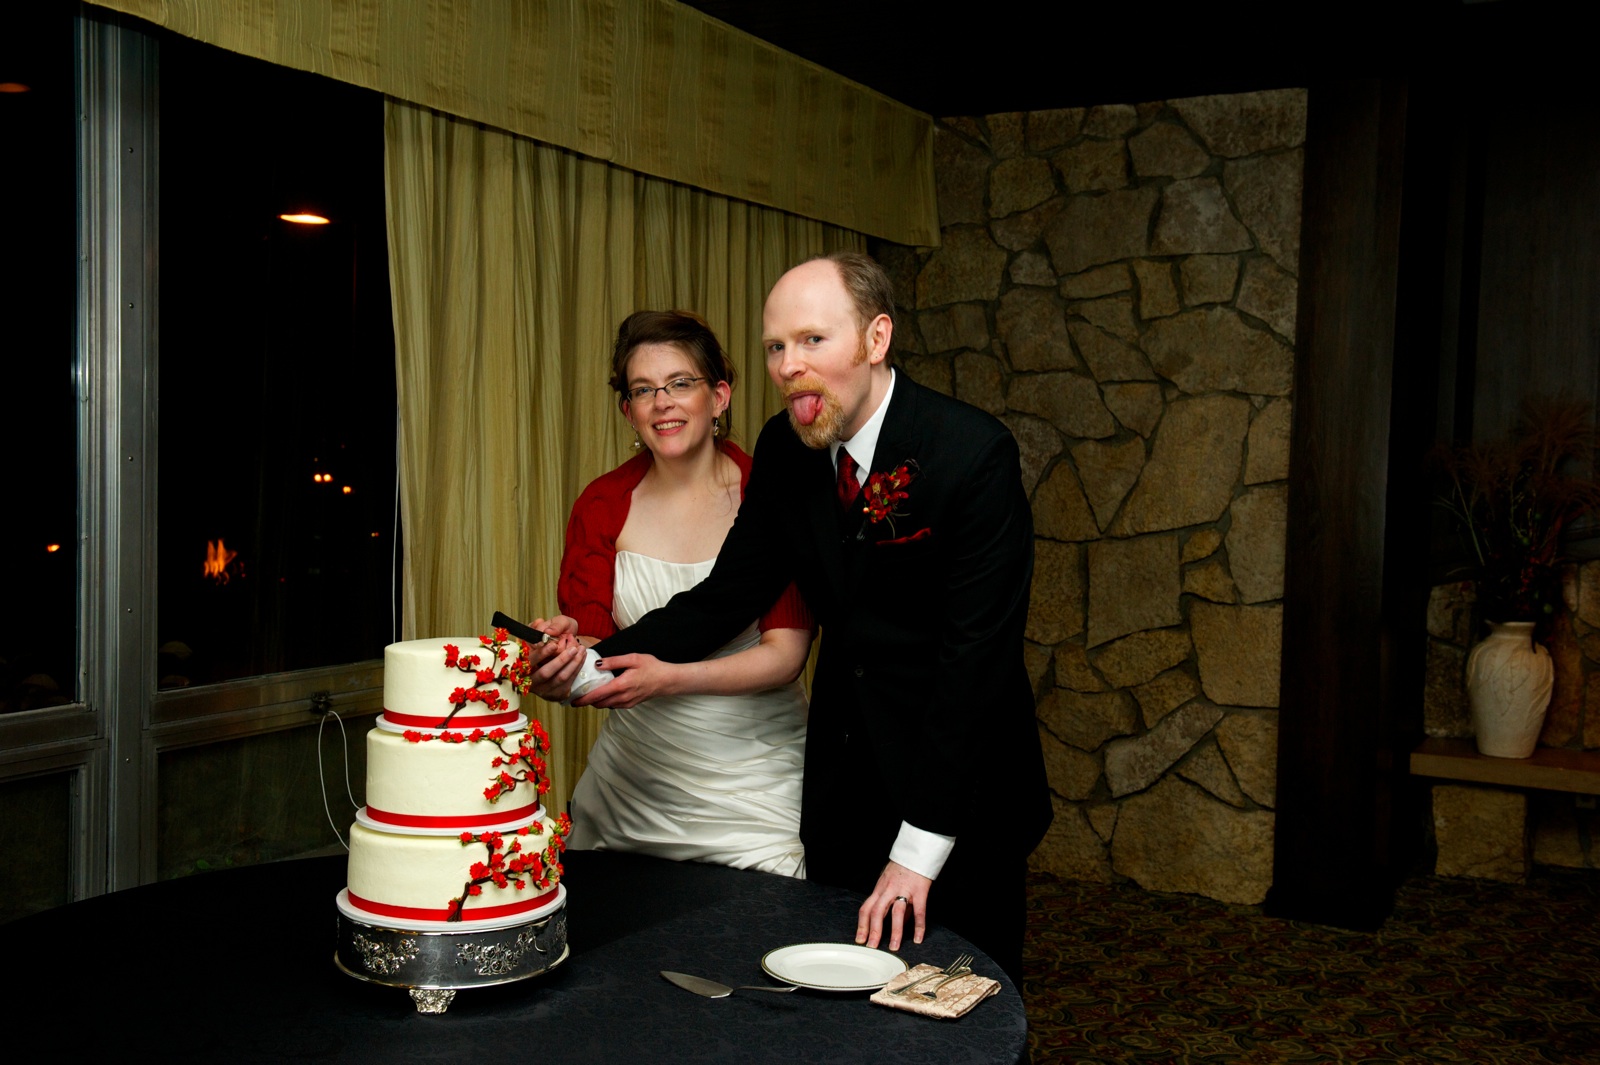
[155,35,397,689]
[0,7,77,715]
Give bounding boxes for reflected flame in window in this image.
[203,539,239,585]
[46,543,61,553]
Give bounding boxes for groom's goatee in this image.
[783,378,845,449]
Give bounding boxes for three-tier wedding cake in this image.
[334,631,570,1009]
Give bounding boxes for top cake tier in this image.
[382,635,524,730]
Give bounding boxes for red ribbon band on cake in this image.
[364,803,540,828]
[347,887,558,922]
[379,709,522,728]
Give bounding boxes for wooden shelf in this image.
[1410,737,1600,795]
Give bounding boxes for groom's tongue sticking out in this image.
[781,377,848,450]
[789,390,826,426]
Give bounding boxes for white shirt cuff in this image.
[561,647,615,706]
[888,821,956,880]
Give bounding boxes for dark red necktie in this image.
[836,449,860,513]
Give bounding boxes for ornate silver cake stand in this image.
[334,889,568,1013]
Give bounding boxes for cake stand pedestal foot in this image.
[410,988,457,1013]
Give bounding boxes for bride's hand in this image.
[530,615,579,639]
[525,631,583,703]
[572,653,678,709]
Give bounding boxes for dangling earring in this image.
[631,433,642,451]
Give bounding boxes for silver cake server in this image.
[661,970,797,998]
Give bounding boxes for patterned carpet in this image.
[1021,869,1600,1063]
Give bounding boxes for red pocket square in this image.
[877,527,932,546]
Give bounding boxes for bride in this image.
[539,310,811,877]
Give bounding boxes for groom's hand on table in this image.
[525,615,582,703]
[857,860,933,953]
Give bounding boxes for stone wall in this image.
[874,88,1305,905]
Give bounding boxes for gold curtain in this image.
[386,99,861,812]
[83,0,938,246]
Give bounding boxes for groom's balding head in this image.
[810,251,896,359]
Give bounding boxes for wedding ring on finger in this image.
[893,895,910,905]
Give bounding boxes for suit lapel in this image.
[869,372,922,481]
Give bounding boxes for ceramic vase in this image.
[1465,621,1553,758]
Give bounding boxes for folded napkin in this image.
[871,963,1001,1019]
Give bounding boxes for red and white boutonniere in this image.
[858,460,921,539]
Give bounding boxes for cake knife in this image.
[493,609,616,698]
[660,971,797,999]
[491,610,554,644]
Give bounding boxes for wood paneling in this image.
[1472,86,1600,442]
[1271,77,1421,929]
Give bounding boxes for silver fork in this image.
[889,953,974,996]
[916,965,974,998]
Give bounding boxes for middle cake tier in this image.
[364,723,550,830]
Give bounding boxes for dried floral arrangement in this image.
[1432,397,1600,625]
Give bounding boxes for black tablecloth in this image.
[3,850,1025,1063]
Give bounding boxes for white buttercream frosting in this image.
[383,636,521,723]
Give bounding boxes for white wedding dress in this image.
[567,551,808,877]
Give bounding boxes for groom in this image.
[536,252,1049,981]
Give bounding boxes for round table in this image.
[3,850,1025,1063]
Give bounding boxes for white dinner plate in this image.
[760,942,908,992]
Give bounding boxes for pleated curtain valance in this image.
[80,0,940,246]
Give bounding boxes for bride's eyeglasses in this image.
[625,377,707,403]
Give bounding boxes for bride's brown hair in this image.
[610,310,736,436]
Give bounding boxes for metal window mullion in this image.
[78,13,159,894]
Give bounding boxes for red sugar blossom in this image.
[436,633,526,728]
[446,819,561,920]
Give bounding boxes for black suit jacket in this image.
[594,374,1051,867]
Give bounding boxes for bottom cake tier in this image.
[345,813,569,926]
